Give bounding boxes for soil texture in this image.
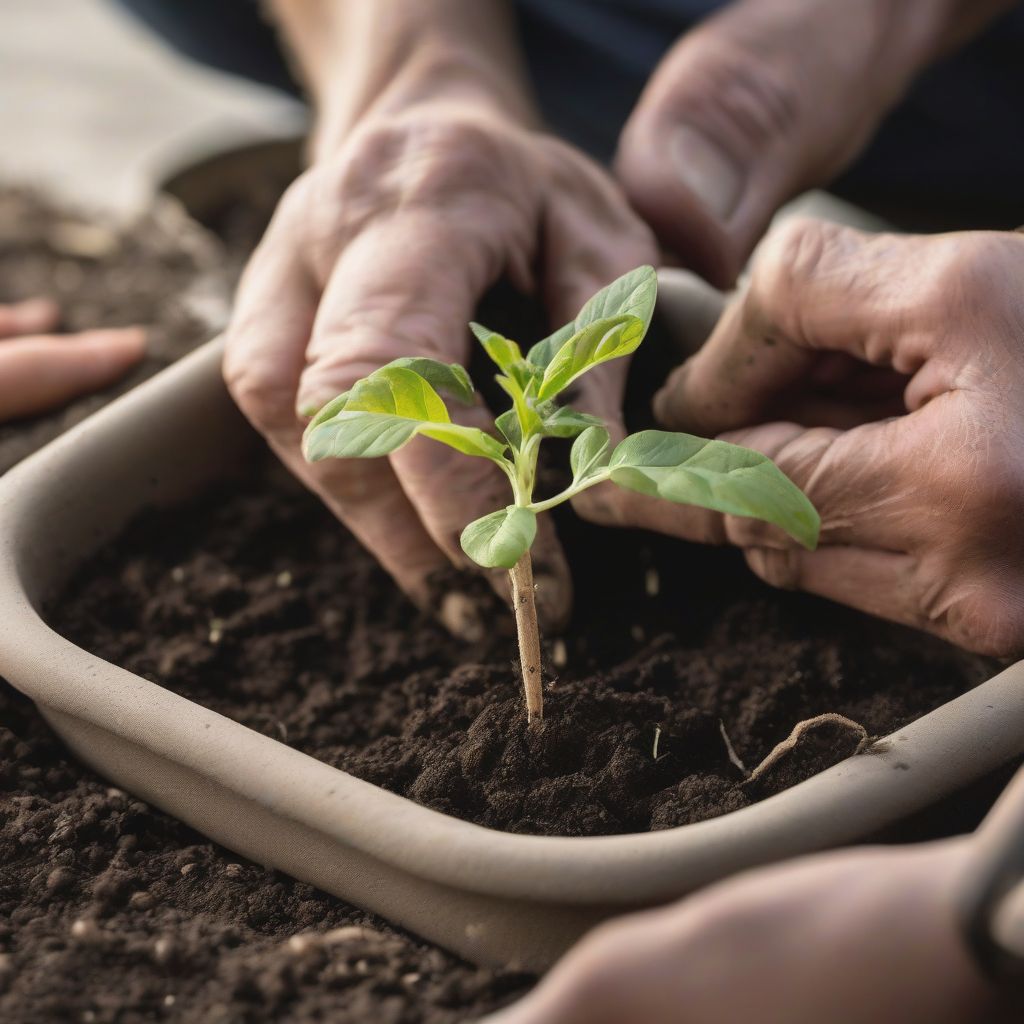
[52,462,998,838]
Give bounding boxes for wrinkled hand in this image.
[589,220,1024,657]
[224,106,655,631]
[0,298,144,422]
[485,840,1004,1024]
[615,0,1006,285]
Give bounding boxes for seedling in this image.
[303,267,819,722]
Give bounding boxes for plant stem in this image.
[509,550,543,722]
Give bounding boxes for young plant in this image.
[303,267,820,722]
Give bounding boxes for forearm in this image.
[265,0,537,158]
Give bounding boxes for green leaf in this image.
[303,365,506,463]
[304,358,472,429]
[526,265,657,371]
[538,404,605,439]
[608,430,820,549]
[576,265,657,329]
[495,409,523,451]
[460,506,537,569]
[471,322,522,370]
[306,390,351,430]
[526,320,575,370]
[537,314,645,400]
[472,322,540,392]
[389,357,474,404]
[570,426,611,483]
[496,374,543,439]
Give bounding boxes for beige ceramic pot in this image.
[2,270,1023,971]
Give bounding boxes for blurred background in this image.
[0,0,304,216]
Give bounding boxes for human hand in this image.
[0,298,144,422]
[485,840,1006,1024]
[615,0,1013,286]
[224,104,655,632]
[585,220,1024,657]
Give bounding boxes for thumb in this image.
[615,0,931,285]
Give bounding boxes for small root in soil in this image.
[746,713,869,784]
[718,720,749,776]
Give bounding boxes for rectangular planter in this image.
[2,274,1024,971]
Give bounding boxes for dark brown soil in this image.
[0,682,530,1024]
[51,461,997,838]
[0,188,528,1024]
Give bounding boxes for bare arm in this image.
[265,0,538,157]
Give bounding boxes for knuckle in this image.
[752,218,834,303]
[223,353,297,434]
[928,581,1024,659]
[744,546,802,590]
[660,37,803,152]
[343,116,519,210]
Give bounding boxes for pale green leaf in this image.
[303,365,506,464]
[570,425,611,483]
[346,365,449,421]
[471,322,522,370]
[389,357,473,403]
[306,390,351,430]
[576,265,656,329]
[526,265,657,371]
[460,506,537,569]
[608,430,820,549]
[537,315,644,400]
[496,372,542,437]
[495,409,523,451]
[540,405,606,439]
[526,320,575,370]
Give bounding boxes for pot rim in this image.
[2,270,1022,910]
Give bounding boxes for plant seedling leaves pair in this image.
[303,364,505,463]
[471,322,539,391]
[526,265,657,390]
[608,430,820,550]
[536,314,646,400]
[460,505,537,569]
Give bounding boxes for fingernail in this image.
[672,126,743,221]
[534,572,572,633]
[439,591,486,642]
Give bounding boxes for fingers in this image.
[614,1,925,284]
[482,915,660,1024]
[0,327,145,421]
[296,212,577,623]
[0,297,60,338]
[653,220,940,437]
[224,208,457,615]
[744,544,919,626]
[229,192,573,629]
